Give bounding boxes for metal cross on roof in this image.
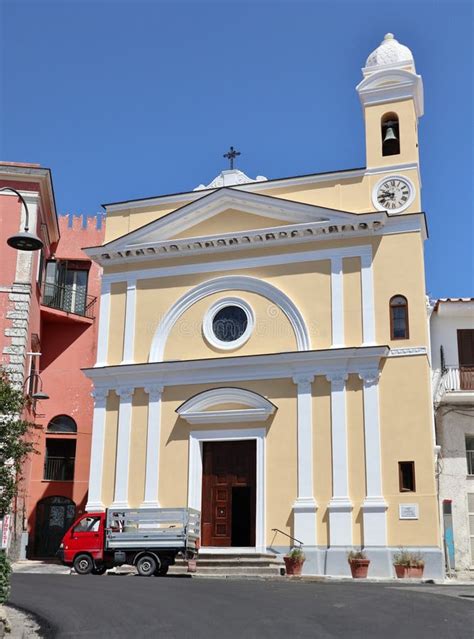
[223,146,241,170]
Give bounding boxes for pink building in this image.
[0,163,105,559]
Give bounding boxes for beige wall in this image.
[380,355,439,546]
[98,358,439,548]
[106,231,428,365]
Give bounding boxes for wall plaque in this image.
[399,503,419,520]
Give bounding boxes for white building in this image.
[431,298,474,574]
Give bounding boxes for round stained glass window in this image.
[212,306,248,342]
[203,298,254,350]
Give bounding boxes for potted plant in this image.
[393,549,425,578]
[347,550,370,578]
[284,547,305,576]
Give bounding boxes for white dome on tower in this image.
[366,33,414,69]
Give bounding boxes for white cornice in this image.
[388,347,427,357]
[89,215,386,267]
[102,243,372,285]
[356,68,424,118]
[88,212,425,270]
[83,346,389,389]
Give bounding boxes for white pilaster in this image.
[111,387,134,509]
[16,194,39,285]
[95,279,111,367]
[121,279,137,365]
[326,373,353,546]
[359,369,387,546]
[141,385,164,508]
[361,252,376,345]
[330,257,344,348]
[86,388,109,511]
[292,375,318,545]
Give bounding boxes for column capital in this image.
[358,369,380,386]
[126,278,137,291]
[292,374,314,388]
[326,372,348,390]
[144,385,164,401]
[117,386,134,401]
[91,387,109,404]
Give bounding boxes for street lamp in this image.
[1,187,44,251]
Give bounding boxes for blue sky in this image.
[1,0,473,297]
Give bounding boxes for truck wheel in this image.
[136,555,157,577]
[155,564,169,576]
[74,554,93,575]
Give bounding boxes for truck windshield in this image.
[73,516,101,533]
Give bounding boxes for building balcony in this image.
[435,367,474,404]
[41,282,97,322]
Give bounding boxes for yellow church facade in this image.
[84,34,443,577]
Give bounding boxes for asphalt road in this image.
[9,574,474,639]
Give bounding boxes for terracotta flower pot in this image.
[394,564,424,579]
[349,559,370,578]
[284,556,305,576]
[187,559,197,573]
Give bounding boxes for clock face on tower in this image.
[373,176,414,212]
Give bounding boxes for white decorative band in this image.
[388,347,427,357]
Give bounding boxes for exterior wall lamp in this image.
[1,187,44,251]
[23,373,49,401]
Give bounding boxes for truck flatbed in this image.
[106,507,200,551]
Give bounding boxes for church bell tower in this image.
[356,33,424,171]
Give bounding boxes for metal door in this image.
[34,496,76,557]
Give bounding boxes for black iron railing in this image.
[271,528,304,548]
[42,282,97,319]
[44,456,75,481]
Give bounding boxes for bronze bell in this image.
[383,126,398,143]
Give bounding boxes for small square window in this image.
[399,461,416,492]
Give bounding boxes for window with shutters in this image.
[466,435,474,476]
[457,330,474,390]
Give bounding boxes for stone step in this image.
[193,553,278,560]
[171,552,285,577]
[176,558,282,568]
[169,565,284,577]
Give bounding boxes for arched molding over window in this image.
[390,295,409,340]
[47,415,77,433]
[177,387,276,424]
[149,275,311,361]
[381,112,400,156]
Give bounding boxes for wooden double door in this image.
[201,440,256,547]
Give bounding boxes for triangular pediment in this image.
[172,209,298,240]
[100,188,362,252]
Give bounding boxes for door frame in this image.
[188,428,265,553]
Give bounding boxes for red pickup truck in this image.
[58,507,200,577]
